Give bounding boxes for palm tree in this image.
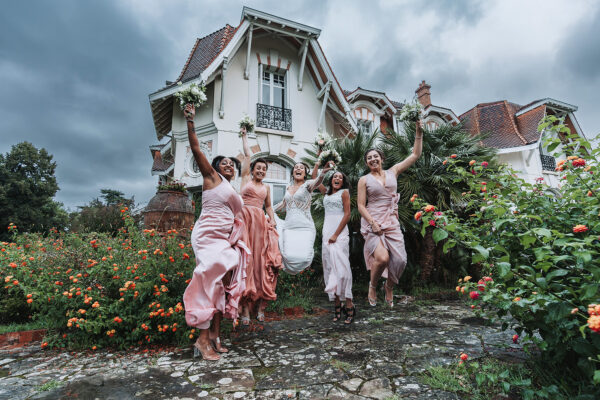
[381,121,497,282]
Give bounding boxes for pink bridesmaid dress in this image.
[360,170,407,284]
[183,176,249,329]
[239,183,282,302]
[322,189,353,301]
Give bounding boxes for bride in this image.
[274,161,333,274]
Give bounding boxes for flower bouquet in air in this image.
[398,98,423,123]
[318,148,342,169]
[314,132,330,149]
[238,115,255,137]
[174,81,207,110]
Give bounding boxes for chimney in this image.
[415,80,431,108]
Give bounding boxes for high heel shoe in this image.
[383,280,394,308]
[344,305,356,324]
[256,311,265,322]
[241,316,250,326]
[193,339,220,361]
[368,281,377,307]
[333,304,343,322]
[211,337,228,353]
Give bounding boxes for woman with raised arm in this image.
[182,104,249,361]
[274,160,334,274]
[313,161,355,324]
[238,127,282,324]
[357,121,423,308]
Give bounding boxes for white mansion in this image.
[148,7,586,200]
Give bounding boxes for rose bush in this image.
[413,116,600,390]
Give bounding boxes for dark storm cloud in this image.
[1,0,599,213]
[0,0,174,209]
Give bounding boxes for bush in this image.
[1,211,195,350]
[415,116,600,392]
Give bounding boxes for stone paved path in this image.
[0,300,524,399]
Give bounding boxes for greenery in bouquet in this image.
[399,98,423,122]
[174,82,207,110]
[318,148,342,167]
[157,181,187,193]
[238,115,255,136]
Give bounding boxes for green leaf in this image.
[546,269,568,282]
[493,207,507,216]
[473,245,489,260]
[497,262,511,278]
[432,228,448,244]
[442,240,456,253]
[581,283,599,300]
[502,382,511,393]
[520,234,536,249]
[532,227,552,238]
[593,370,600,384]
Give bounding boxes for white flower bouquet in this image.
[174,82,207,110]
[399,99,423,122]
[318,148,342,167]
[314,132,330,148]
[238,115,255,136]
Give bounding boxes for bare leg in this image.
[241,302,251,325]
[368,240,389,304]
[344,298,355,324]
[333,295,342,322]
[209,312,228,353]
[257,299,266,322]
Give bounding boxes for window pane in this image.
[272,184,286,206]
[266,162,286,180]
[273,87,284,108]
[263,71,270,83]
[262,83,270,105]
[273,74,284,87]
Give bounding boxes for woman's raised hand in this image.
[240,126,247,136]
[184,104,196,121]
[323,161,335,174]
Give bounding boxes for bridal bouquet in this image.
[318,148,342,167]
[239,115,255,136]
[314,132,330,148]
[399,99,423,122]
[174,82,207,110]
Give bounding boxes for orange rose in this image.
[573,225,588,233]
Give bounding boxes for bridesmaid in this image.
[182,104,249,361]
[313,165,355,324]
[357,121,423,307]
[238,127,282,324]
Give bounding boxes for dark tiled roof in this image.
[391,100,404,109]
[151,151,173,173]
[176,24,237,83]
[459,100,547,149]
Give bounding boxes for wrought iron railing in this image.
[540,154,556,171]
[256,104,292,132]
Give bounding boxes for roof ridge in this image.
[504,100,527,144]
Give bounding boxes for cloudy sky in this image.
[1,0,598,210]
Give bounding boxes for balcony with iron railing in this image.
[540,154,556,171]
[256,103,292,132]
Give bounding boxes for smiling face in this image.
[331,172,344,190]
[219,157,236,180]
[293,163,307,182]
[365,150,383,171]
[252,161,267,182]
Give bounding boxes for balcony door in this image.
[261,67,286,108]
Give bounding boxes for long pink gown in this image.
[360,170,407,284]
[322,189,353,301]
[239,183,282,302]
[183,177,249,329]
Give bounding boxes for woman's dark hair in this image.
[363,148,385,164]
[326,171,351,195]
[251,158,269,172]
[211,156,241,176]
[291,162,311,181]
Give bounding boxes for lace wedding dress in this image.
[274,180,317,274]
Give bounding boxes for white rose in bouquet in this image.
[399,98,423,123]
[174,82,207,110]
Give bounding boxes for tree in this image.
[381,121,497,282]
[68,189,134,235]
[0,142,67,240]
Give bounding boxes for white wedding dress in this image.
[274,180,317,275]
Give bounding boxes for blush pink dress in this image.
[183,176,249,329]
[322,189,353,301]
[239,183,282,303]
[360,170,407,284]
